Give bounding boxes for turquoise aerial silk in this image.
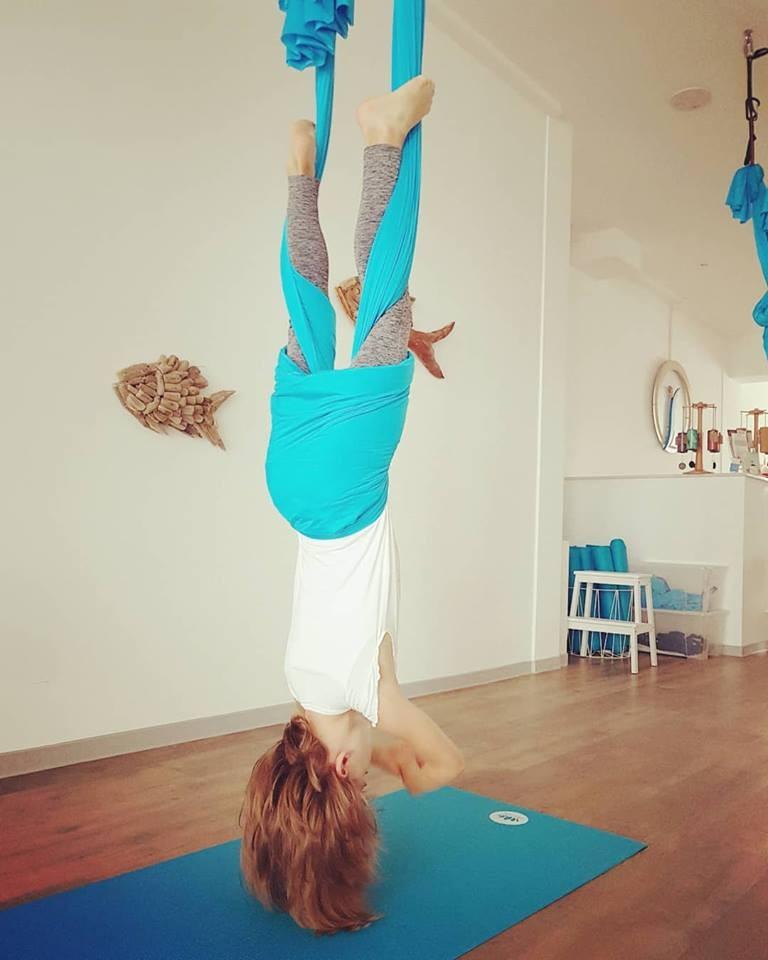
[726,164,768,357]
[266,0,424,539]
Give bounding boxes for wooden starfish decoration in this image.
[335,276,455,379]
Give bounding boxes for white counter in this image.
[563,473,768,655]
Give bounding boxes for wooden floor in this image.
[2,654,768,959]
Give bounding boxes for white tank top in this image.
[284,505,399,726]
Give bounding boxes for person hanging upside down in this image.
[240,76,463,934]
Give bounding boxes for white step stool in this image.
[567,571,658,674]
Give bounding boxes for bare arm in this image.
[372,637,464,794]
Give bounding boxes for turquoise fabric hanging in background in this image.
[266,0,425,540]
[726,163,768,357]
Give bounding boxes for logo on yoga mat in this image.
[489,811,529,826]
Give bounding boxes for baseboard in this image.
[400,653,565,699]
[0,655,566,779]
[0,701,294,781]
[710,640,768,658]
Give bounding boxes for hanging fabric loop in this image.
[728,38,768,359]
[351,2,425,357]
[267,1,426,539]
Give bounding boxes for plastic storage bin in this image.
[632,562,728,659]
[648,609,727,659]
[632,561,726,614]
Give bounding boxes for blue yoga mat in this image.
[0,787,645,960]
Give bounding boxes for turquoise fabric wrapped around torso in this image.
[267,349,414,539]
[266,0,425,539]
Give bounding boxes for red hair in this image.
[240,715,379,933]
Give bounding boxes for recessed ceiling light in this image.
[670,87,712,111]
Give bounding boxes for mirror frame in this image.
[652,360,692,452]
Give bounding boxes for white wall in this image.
[741,478,768,654]
[531,118,572,664]
[726,328,768,382]
[567,269,735,477]
[0,2,571,752]
[738,380,768,414]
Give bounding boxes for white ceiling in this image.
[441,0,768,338]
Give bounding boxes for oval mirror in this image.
[652,360,692,453]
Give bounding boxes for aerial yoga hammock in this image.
[266,0,424,539]
[261,0,455,739]
[240,4,463,933]
[726,32,768,358]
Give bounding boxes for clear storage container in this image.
[640,609,727,659]
[632,561,726,613]
[632,562,728,659]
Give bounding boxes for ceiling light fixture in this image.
[669,87,712,111]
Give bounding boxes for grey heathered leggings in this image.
[285,144,413,372]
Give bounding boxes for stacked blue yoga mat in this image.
[568,539,633,655]
[0,787,645,960]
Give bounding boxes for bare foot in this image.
[287,120,316,176]
[356,76,435,147]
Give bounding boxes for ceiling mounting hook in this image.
[743,28,768,165]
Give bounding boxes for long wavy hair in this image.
[239,714,379,934]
